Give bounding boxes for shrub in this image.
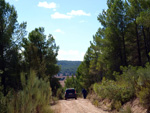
[136,64,150,109]
[111,100,122,111]
[94,64,150,110]
[137,86,150,108]
[0,92,6,113]
[56,88,64,99]
[7,70,52,113]
[94,79,134,104]
[93,63,150,111]
[117,65,139,94]
[93,78,134,110]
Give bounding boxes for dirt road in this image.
[51,98,108,113]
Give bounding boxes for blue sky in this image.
[6,0,107,61]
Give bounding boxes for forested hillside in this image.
[57,61,81,76]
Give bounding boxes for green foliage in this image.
[22,27,61,96]
[22,27,59,78]
[137,86,150,108]
[0,0,26,95]
[1,0,150,111]
[64,75,82,93]
[93,78,134,105]
[116,66,139,94]
[76,1,150,110]
[7,70,52,113]
[111,100,122,111]
[0,92,6,113]
[65,75,75,88]
[0,0,60,112]
[50,77,61,96]
[93,64,150,110]
[118,64,150,109]
[77,0,150,93]
[135,64,150,109]
[56,88,64,99]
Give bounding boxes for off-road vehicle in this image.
[65,88,77,100]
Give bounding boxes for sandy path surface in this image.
[51,98,108,113]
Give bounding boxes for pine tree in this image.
[0,0,26,95]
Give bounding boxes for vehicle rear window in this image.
[66,89,75,93]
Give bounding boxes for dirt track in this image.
[51,98,108,113]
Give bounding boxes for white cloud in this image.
[38,2,56,9]
[51,10,91,19]
[67,10,91,16]
[58,50,85,61]
[51,12,72,19]
[54,29,64,34]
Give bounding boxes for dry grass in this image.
[88,93,112,111]
[120,98,147,113]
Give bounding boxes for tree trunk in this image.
[147,28,150,57]
[142,26,150,62]
[0,45,7,96]
[0,25,7,96]
[135,23,142,66]
[122,31,127,66]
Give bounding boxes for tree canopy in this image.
[76,0,150,90]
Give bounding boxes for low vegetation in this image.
[89,64,150,111]
[119,106,132,113]
[0,70,52,113]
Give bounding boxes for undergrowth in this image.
[93,63,150,111]
[0,70,53,113]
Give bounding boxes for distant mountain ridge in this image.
[57,60,82,76]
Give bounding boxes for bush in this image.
[0,92,6,113]
[137,86,150,108]
[94,78,134,104]
[93,77,134,110]
[116,66,138,94]
[136,64,150,109]
[94,64,150,110]
[56,88,64,99]
[6,70,52,113]
[111,100,122,111]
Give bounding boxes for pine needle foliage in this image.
[7,70,52,113]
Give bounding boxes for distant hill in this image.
[57,60,81,76]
